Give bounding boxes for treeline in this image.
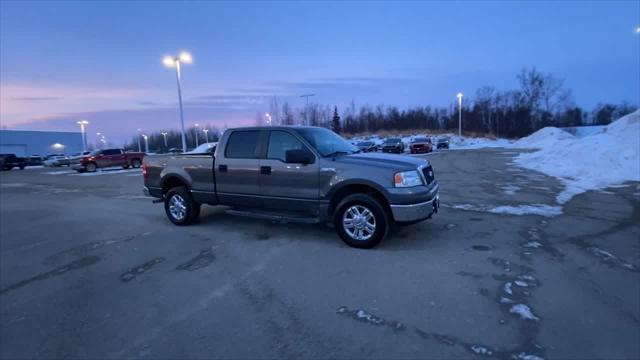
[265,67,635,138]
[125,126,221,152]
[127,67,636,151]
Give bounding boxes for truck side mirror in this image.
[285,149,314,165]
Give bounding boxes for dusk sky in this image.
[1,1,639,144]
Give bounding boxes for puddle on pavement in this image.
[176,249,215,271]
[0,256,100,295]
[120,257,165,282]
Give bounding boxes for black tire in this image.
[164,186,200,225]
[122,164,131,169]
[86,162,97,172]
[19,166,25,170]
[131,159,141,168]
[334,193,389,249]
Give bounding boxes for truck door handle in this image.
[219,164,227,172]
[260,166,271,175]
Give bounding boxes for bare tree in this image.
[282,101,294,125]
[269,96,281,125]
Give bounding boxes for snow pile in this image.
[512,127,575,149]
[514,110,640,203]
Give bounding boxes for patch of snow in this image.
[470,345,494,356]
[509,304,539,321]
[504,282,513,295]
[514,352,545,360]
[502,184,521,195]
[355,310,384,325]
[523,241,543,249]
[514,280,529,287]
[488,204,562,217]
[449,203,562,217]
[45,170,75,175]
[500,297,514,304]
[512,110,640,204]
[70,169,140,176]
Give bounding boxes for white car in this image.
[43,155,69,167]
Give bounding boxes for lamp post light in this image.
[456,92,464,137]
[52,143,65,155]
[203,128,209,143]
[194,123,199,147]
[265,113,272,126]
[136,129,142,152]
[160,132,168,148]
[163,51,193,152]
[76,120,89,152]
[142,134,149,153]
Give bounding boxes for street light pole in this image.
[137,129,142,152]
[161,132,168,148]
[456,93,464,137]
[142,134,149,153]
[265,113,272,126]
[76,120,89,152]
[194,123,199,147]
[203,129,209,143]
[163,52,193,153]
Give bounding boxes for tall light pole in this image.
[194,123,199,147]
[142,134,149,153]
[161,132,168,148]
[456,92,464,137]
[300,94,315,125]
[265,113,272,126]
[137,128,142,152]
[163,51,193,152]
[203,128,209,143]
[76,120,89,152]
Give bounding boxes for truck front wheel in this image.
[131,159,141,168]
[334,193,389,249]
[164,186,200,225]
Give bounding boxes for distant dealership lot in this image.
[0,130,83,157]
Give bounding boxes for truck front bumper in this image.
[389,182,439,222]
[390,195,439,222]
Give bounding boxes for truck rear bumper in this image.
[143,186,163,198]
[390,194,439,222]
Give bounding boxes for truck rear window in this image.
[225,131,260,158]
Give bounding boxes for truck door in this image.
[214,130,263,208]
[259,130,319,214]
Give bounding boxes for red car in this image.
[71,148,145,172]
[410,137,433,154]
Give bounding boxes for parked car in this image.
[0,154,27,170]
[410,137,433,154]
[143,126,439,249]
[381,138,405,153]
[71,148,145,172]
[356,141,377,152]
[437,136,450,149]
[43,155,69,167]
[167,148,183,154]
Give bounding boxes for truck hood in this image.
[330,152,429,171]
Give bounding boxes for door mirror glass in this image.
[285,149,314,164]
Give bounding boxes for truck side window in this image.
[225,131,260,158]
[267,131,306,161]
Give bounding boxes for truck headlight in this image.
[394,170,423,187]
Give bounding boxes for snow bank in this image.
[513,110,640,203]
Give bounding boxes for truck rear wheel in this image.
[164,186,200,225]
[334,193,389,249]
[131,159,141,168]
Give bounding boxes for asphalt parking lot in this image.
[1,149,638,360]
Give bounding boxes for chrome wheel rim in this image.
[342,205,376,241]
[169,194,187,221]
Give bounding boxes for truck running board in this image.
[225,208,322,224]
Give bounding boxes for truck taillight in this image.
[142,163,148,179]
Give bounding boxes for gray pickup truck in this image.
[143,126,439,248]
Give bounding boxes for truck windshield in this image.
[296,128,358,157]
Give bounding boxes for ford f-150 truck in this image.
[72,148,145,172]
[143,126,439,248]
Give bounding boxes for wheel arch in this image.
[327,181,391,218]
[161,174,190,194]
